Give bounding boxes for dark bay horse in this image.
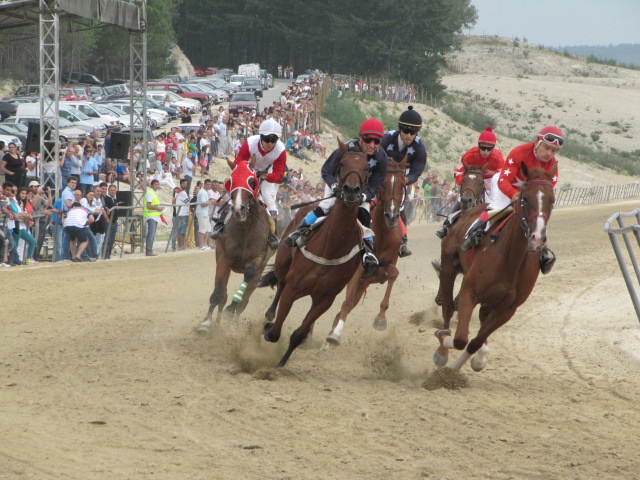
[434,163,556,371]
[434,161,489,306]
[325,156,408,345]
[259,141,370,366]
[197,157,274,333]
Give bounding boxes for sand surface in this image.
[2,197,640,480]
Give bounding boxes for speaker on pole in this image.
[116,190,132,207]
[110,132,130,160]
[26,122,40,153]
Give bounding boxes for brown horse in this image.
[434,161,489,306]
[325,156,408,345]
[258,141,370,366]
[197,157,273,333]
[434,163,556,371]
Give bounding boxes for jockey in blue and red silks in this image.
[461,125,562,274]
[285,118,389,275]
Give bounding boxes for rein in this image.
[518,179,553,237]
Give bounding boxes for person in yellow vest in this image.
[144,179,164,257]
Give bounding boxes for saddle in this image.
[486,206,514,241]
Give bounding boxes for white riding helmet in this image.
[258,118,283,138]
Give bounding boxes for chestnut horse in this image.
[434,161,489,306]
[197,157,273,333]
[259,141,370,366]
[325,156,408,345]
[434,164,556,371]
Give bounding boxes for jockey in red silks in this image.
[211,118,287,249]
[461,125,563,273]
[436,126,505,239]
[379,106,427,258]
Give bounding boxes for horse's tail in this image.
[258,268,278,288]
[431,259,441,277]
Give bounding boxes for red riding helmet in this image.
[359,118,384,138]
[536,126,564,148]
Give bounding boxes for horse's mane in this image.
[524,165,553,181]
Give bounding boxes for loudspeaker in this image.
[116,190,132,207]
[110,132,130,160]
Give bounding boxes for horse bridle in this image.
[518,179,553,237]
[335,152,368,204]
[460,169,486,208]
[380,166,406,210]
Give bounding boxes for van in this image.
[16,103,108,135]
[238,63,260,78]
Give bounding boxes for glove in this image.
[331,183,340,194]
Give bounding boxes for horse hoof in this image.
[372,318,387,331]
[434,329,451,340]
[264,309,275,322]
[196,321,211,334]
[470,355,487,372]
[320,342,333,352]
[433,351,449,367]
[325,332,341,345]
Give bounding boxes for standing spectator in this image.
[103,183,119,260]
[196,179,213,250]
[181,150,195,195]
[24,151,38,186]
[143,179,163,257]
[29,181,53,262]
[1,142,24,188]
[171,178,190,251]
[79,144,98,195]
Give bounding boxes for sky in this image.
[469,0,640,47]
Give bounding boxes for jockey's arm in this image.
[265,150,287,183]
[234,140,251,164]
[405,146,427,185]
[365,155,388,201]
[320,149,342,188]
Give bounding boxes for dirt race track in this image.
[2,198,640,480]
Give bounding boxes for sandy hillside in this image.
[2,197,640,479]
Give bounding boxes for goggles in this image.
[361,136,381,145]
[478,144,494,152]
[260,134,278,144]
[539,133,564,147]
[400,126,419,135]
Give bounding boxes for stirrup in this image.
[362,252,378,276]
[540,247,556,275]
[267,234,279,250]
[435,227,447,239]
[210,223,224,240]
[285,226,306,248]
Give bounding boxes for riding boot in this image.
[285,221,310,247]
[398,234,412,257]
[435,218,451,239]
[267,228,279,250]
[461,218,488,251]
[540,246,556,274]
[362,237,379,276]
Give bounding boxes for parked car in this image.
[228,92,259,117]
[16,103,108,136]
[145,91,200,113]
[64,72,101,85]
[104,95,179,119]
[5,118,87,145]
[58,87,77,101]
[228,75,246,87]
[13,84,56,98]
[296,74,310,84]
[86,85,109,102]
[147,82,209,105]
[240,78,263,98]
[72,86,90,101]
[0,101,18,121]
[0,133,22,151]
[0,123,27,146]
[267,74,275,89]
[60,101,125,129]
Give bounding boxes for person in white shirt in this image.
[181,154,195,195]
[171,178,190,251]
[153,162,176,190]
[196,179,213,250]
[24,152,38,184]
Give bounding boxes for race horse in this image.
[434,161,488,306]
[325,156,408,345]
[433,163,556,371]
[259,141,370,366]
[197,156,274,333]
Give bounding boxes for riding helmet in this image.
[536,126,564,148]
[398,106,422,134]
[258,118,283,138]
[359,118,385,138]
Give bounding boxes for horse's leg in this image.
[224,261,260,318]
[278,297,335,367]
[373,265,399,331]
[263,286,298,343]
[265,281,284,322]
[465,304,517,372]
[326,271,363,345]
[197,265,231,333]
[433,260,458,366]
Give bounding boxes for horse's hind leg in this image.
[265,281,284,322]
[464,304,516,372]
[224,263,259,319]
[326,273,363,346]
[433,261,458,366]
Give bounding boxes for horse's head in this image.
[460,160,487,210]
[378,155,408,228]
[517,163,556,251]
[225,156,259,222]
[335,139,368,206]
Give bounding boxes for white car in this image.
[0,133,22,151]
[145,91,200,113]
[105,103,168,129]
[228,75,246,87]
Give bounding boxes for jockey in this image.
[211,118,287,249]
[379,105,427,257]
[284,118,389,275]
[461,125,562,274]
[435,126,505,239]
